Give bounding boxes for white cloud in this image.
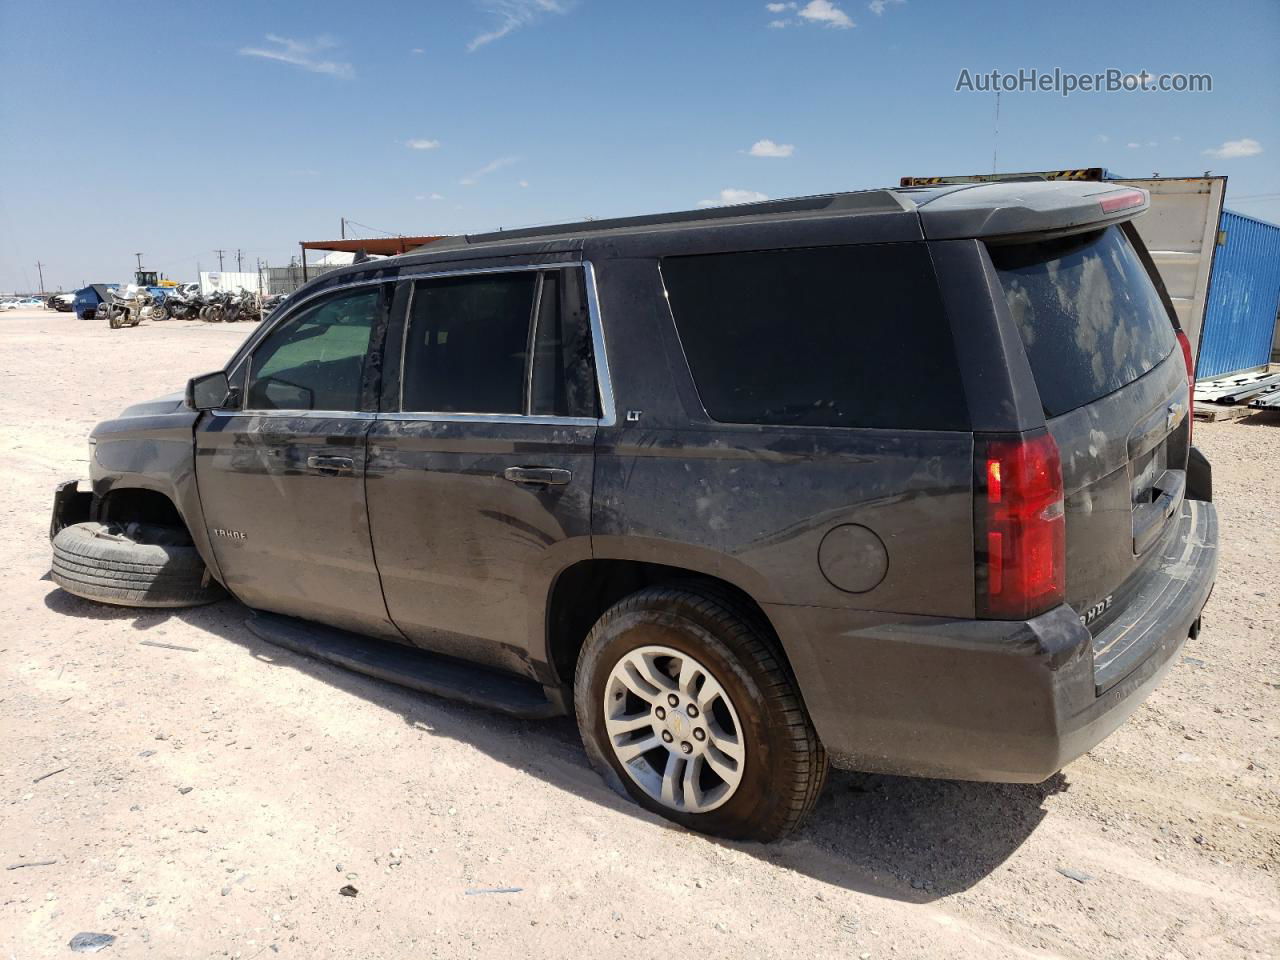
[798,0,854,28]
[460,156,518,185]
[518,179,530,188]
[416,193,446,201]
[1126,142,1141,149]
[411,47,424,54]
[868,0,904,14]
[1096,134,1110,143]
[766,2,795,10]
[1203,137,1263,159]
[239,35,354,79]
[699,188,770,207]
[748,138,795,158]
[1171,135,1182,142]
[768,19,789,27]
[468,0,568,51]
[406,138,440,150]
[1147,140,1158,147]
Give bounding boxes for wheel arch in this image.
[542,553,786,692]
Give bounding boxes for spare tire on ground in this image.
[51,521,227,608]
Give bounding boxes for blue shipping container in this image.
[1196,210,1280,380]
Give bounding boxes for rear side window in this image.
[403,273,536,414]
[401,268,598,417]
[661,243,967,430]
[989,226,1176,418]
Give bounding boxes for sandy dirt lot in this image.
[1,308,1277,959]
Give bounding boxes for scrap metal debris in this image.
[138,640,199,653]
[68,932,116,953]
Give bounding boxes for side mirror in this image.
[186,371,231,411]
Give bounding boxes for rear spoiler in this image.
[902,181,1149,242]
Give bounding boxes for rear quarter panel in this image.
[587,255,975,617]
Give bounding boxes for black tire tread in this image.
[51,521,225,608]
[576,585,828,841]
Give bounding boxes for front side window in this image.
[402,269,597,417]
[246,289,380,411]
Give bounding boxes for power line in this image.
[343,218,401,238]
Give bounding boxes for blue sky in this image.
[1,0,1276,292]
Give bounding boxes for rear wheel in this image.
[575,586,827,841]
[52,521,226,608]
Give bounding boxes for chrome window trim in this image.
[210,409,377,420]
[375,412,597,427]
[524,272,546,415]
[220,260,617,427]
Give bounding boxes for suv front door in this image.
[195,284,397,637]
[366,265,607,676]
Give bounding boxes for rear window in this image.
[988,226,1176,418]
[661,243,968,430]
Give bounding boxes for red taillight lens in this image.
[976,431,1066,619]
[1176,328,1195,442]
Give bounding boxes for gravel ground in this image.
[1,309,1277,959]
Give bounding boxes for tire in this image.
[51,521,227,608]
[575,586,828,842]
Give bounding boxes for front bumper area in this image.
[50,479,93,540]
[768,498,1218,783]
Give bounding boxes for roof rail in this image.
[461,189,906,245]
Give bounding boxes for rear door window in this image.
[401,268,598,417]
[661,243,967,430]
[988,226,1176,418]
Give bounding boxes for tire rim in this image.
[603,644,746,814]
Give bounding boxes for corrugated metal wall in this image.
[1197,210,1280,379]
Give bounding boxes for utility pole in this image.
[236,249,244,272]
[991,90,1001,175]
[214,249,226,271]
[35,261,45,296]
[134,252,144,271]
[341,217,346,239]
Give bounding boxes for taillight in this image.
[1176,328,1195,442]
[975,431,1066,619]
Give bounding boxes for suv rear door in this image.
[366,264,606,676]
[986,225,1192,677]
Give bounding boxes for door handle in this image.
[503,466,572,486]
[307,455,355,476]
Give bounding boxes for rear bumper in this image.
[767,498,1218,783]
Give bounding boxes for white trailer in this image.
[899,170,1227,365]
[199,271,264,296]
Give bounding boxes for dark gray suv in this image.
[50,181,1217,841]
